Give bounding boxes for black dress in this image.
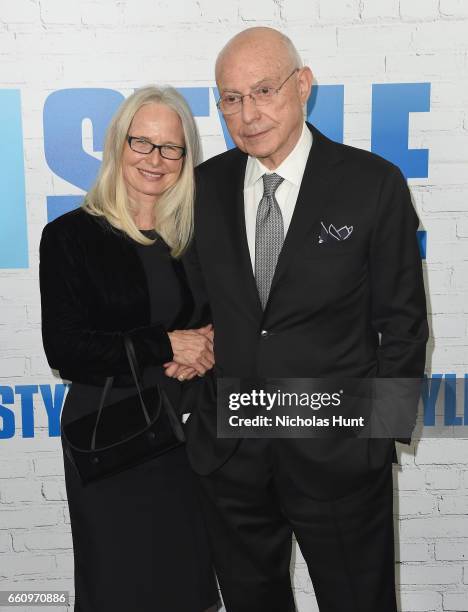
[61,230,218,612]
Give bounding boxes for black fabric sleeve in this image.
[39,223,173,378]
[369,166,428,445]
[369,165,428,378]
[181,238,212,329]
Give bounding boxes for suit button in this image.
[260,330,269,339]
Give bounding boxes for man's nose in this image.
[240,94,261,124]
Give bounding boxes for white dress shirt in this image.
[243,122,313,270]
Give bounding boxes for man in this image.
[177,27,428,612]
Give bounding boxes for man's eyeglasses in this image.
[216,68,300,116]
[127,136,186,160]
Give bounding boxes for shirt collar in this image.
[244,122,313,188]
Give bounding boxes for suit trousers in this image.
[197,438,397,612]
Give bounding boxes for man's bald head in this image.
[215,27,302,82]
[215,27,313,170]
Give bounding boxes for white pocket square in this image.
[319,222,353,243]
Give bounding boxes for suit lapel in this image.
[264,124,344,312]
[218,125,343,319]
[221,150,263,317]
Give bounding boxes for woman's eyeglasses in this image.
[127,136,186,160]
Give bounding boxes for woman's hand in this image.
[164,363,198,381]
[166,325,214,377]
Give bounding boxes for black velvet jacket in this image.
[39,207,205,386]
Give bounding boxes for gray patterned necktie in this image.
[255,172,285,309]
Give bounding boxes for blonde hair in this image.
[82,85,201,257]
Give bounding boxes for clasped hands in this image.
[164,324,214,381]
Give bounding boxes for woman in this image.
[39,86,219,612]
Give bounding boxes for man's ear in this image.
[298,66,313,105]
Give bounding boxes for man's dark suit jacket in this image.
[185,122,428,478]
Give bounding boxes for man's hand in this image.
[166,325,214,378]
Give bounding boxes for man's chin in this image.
[238,132,274,156]
[243,142,275,160]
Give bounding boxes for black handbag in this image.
[62,336,185,485]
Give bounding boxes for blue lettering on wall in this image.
[307,84,344,144]
[0,83,433,265]
[0,384,68,439]
[177,87,210,117]
[0,90,28,268]
[0,386,15,439]
[40,384,68,437]
[421,374,468,427]
[44,88,125,222]
[421,374,442,426]
[371,82,430,179]
[443,373,462,426]
[16,385,38,438]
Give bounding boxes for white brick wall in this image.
[0,1,467,610]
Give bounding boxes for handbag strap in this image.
[123,336,162,425]
[124,336,144,398]
[90,336,162,451]
[91,376,114,451]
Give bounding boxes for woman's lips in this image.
[138,168,164,180]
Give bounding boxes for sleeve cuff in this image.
[127,325,174,366]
